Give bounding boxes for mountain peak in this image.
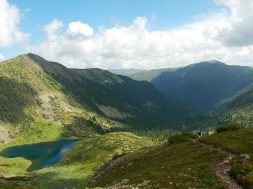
[194,60,226,66]
[206,60,225,64]
[25,53,48,62]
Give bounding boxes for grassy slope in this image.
[26,53,194,131]
[90,141,224,189]
[225,88,253,126]
[0,54,129,142]
[0,55,155,188]
[0,132,155,189]
[91,127,253,189]
[72,68,194,129]
[202,127,253,157]
[201,128,253,188]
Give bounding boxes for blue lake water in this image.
[0,139,78,171]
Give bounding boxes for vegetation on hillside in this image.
[216,123,245,133]
[91,127,253,189]
[26,53,196,131]
[1,54,253,189]
[151,61,253,112]
[90,140,224,188]
[0,132,155,189]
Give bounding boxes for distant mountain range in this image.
[107,69,144,76]
[128,61,253,112]
[130,68,176,81]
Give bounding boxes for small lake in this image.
[0,139,79,171]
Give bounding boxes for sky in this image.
[1,0,253,69]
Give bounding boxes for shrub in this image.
[201,170,225,189]
[167,132,197,144]
[230,158,253,189]
[216,124,245,133]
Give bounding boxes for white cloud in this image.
[67,21,94,38]
[0,0,28,48]
[215,0,253,46]
[44,19,63,40]
[27,0,253,69]
[0,54,5,61]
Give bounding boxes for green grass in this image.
[1,121,62,149]
[201,127,253,156]
[0,132,154,189]
[201,127,253,188]
[90,141,224,189]
[216,123,245,133]
[167,132,196,144]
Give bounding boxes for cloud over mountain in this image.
[0,0,28,48]
[216,0,253,47]
[1,0,251,69]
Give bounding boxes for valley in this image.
[0,55,253,188]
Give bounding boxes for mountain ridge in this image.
[149,61,253,112]
[0,53,195,134]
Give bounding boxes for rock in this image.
[240,154,250,160]
[221,159,230,165]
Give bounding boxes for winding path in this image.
[198,141,244,189]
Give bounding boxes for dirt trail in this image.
[198,141,244,189]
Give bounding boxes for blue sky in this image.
[12,0,217,29]
[1,0,253,69]
[10,0,219,44]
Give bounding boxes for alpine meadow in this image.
[1,0,253,189]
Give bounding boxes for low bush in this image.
[230,158,253,189]
[201,170,225,189]
[216,124,245,133]
[167,132,197,144]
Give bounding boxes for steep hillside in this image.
[223,87,253,126]
[0,54,125,144]
[26,53,194,130]
[0,54,162,188]
[0,53,195,142]
[91,127,253,189]
[151,61,253,112]
[228,88,253,110]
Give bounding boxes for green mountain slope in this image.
[151,61,253,112]
[0,54,124,144]
[91,127,253,189]
[227,88,253,110]
[26,54,194,130]
[0,53,196,145]
[222,87,253,126]
[0,54,161,188]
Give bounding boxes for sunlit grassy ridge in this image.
[90,141,225,189]
[0,54,129,144]
[91,127,253,188]
[202,127,253,188]
[0,53,196,143]
[0,54,157,188]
